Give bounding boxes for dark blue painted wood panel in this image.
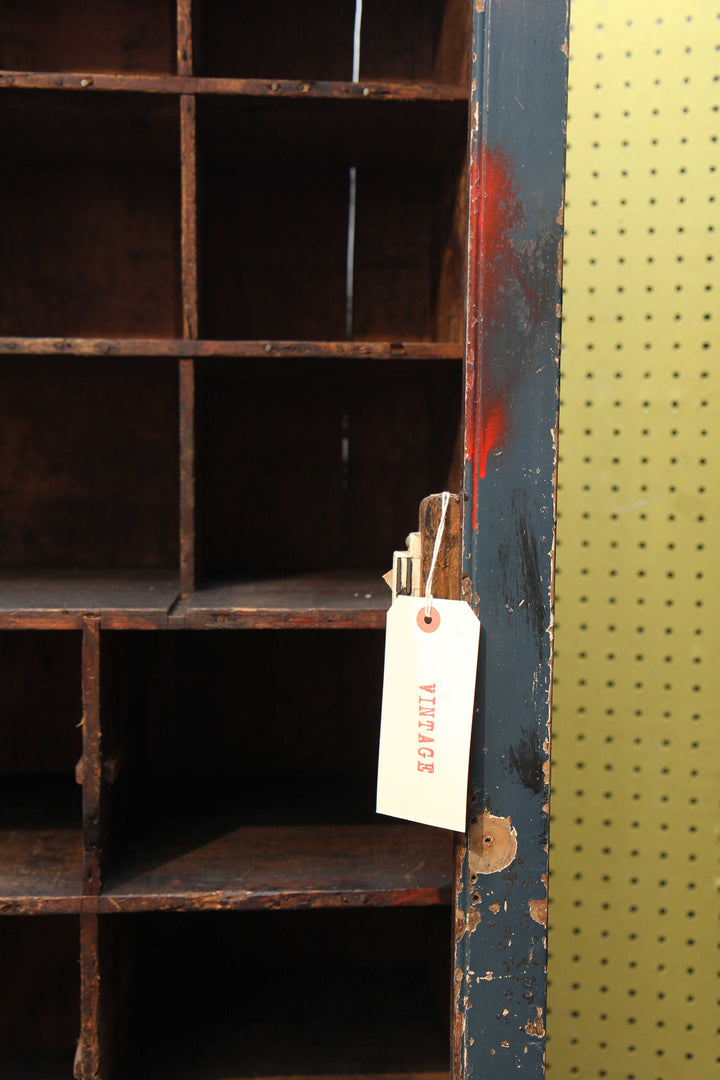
[457,0,569,1075]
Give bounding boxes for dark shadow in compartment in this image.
[103,628,384,841]
[194,0,355,81]
[0,359,178,571]
[196,358,463,581]
[0,92,181,338]
[0,0,176,74]
[197,96,468,343]
[99,629,449,904]
[0,916,79,1078]
[360,0,471,85]
[124,908,451,1078]
[0,633,83,906]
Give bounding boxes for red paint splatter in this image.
[465,146,524,527]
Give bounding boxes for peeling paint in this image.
[528,897,548,927]
[468,811,518,874]
[489,901,501,914]
[525,1007,545,1038]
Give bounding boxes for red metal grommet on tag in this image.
[417,606,441,633]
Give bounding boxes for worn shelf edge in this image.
[100,822,452,912]
[0,71,468,100]
[0,338,465,360]
[0,570,391,628]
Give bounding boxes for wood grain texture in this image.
[0,571,179,629]
[81,618,101,896]
[180,95,198,339]
[0,337,464,359]
[0,71,467,99]
[79,914,100,1079]
[176,0,193,75]
[419,493,463,601]
[184,571,389,628]
[179,360,196,597]
[100,821,452,911]
[0,778,82,913]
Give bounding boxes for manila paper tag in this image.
[376,595,480,832]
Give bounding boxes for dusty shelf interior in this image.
[197,96,468,343]
[0,0,176,74]
[0,633,83,909]
[194,0,469,86]
[0,91,181,339]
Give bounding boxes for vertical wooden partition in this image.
[0,1,567,1076]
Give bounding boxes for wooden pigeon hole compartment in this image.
[0,1,471,1077]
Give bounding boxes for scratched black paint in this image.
[508,728,545,795]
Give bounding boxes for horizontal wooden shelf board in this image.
[0,338,464,360]
[0,777,82,912]
[0,71,468,101]
[183,571,391,629]
[0,570,179,628]
[0,571,393,628]
[101,821,452,911]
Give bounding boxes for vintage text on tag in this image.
[376,595,480,832]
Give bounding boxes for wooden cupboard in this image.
[0,1,568,1076]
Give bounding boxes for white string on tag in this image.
[424,490,451,619]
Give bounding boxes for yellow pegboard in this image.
[547,1,719,1077]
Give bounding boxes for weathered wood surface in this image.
[455,0,569,1074]
[0,337,464,359]
[101,821,452,912]
[179,360,196,598]
[0,571,179,629]
[0,777,83,913]
[180,97,198,340]
[81,618,102,897]
[184,571,389,629]
[0,71,468,100]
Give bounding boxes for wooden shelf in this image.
[0,570,179,629]
[0,71,468,101]
[183,571,390,629]
[0,570,393,628]
[0,778,83,914]
[101,818,452,912]
[0,337,464,360]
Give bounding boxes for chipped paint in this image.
[468,811,518,875]
[525,1007,545,1038]
[488,901,501,914]
[528,898,548,927]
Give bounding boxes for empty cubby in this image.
[0,632,83,910]
[194,0,470,85]
[0,358,179,574]
[117,907,451,1077]
[0,916,80,1078]
[0,91,181,339]
[195,357,463,583]
[0,0,176,74]
[197,95,468,343]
